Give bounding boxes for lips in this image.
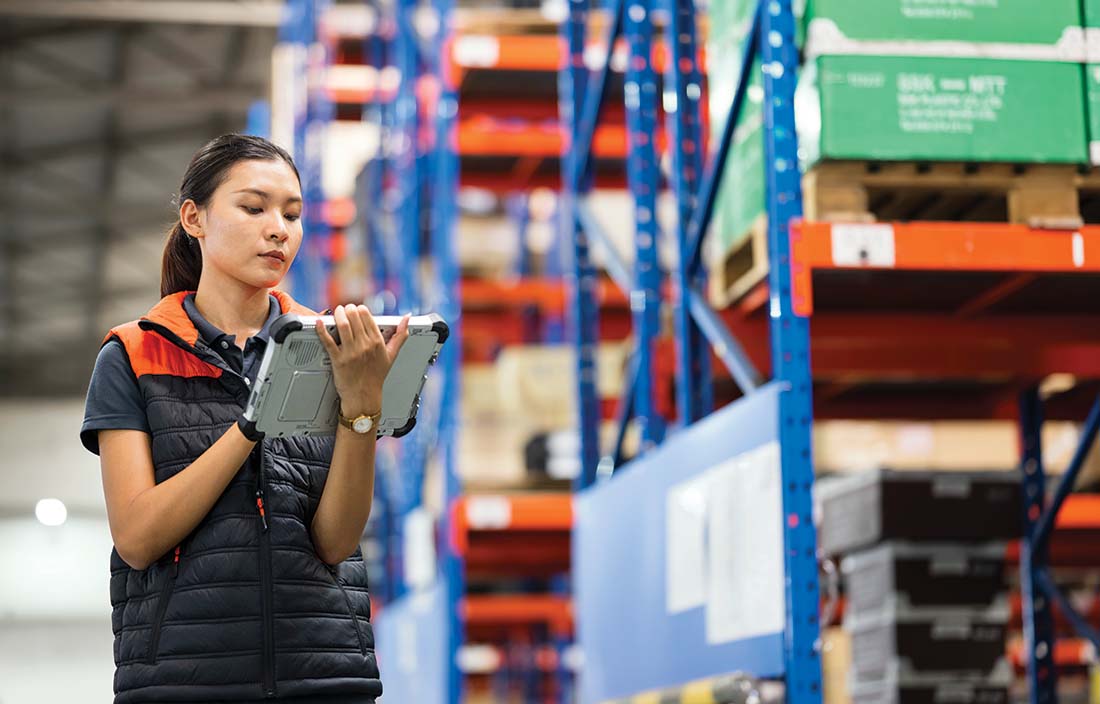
[260,251,285,263]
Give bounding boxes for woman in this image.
[81,134,407,703]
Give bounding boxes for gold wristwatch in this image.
[338,409,382,434]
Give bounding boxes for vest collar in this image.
[138,290,317,349]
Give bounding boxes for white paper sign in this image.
[830,223,896,267]
[663,442,786,645]
[705,442,785,645]
[665,475,710,613]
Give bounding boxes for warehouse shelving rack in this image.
[278,1,467,701]
[561,0,818,701]
[560,1,1100,704]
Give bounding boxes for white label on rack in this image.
[453,36,500,68]
[1073,232,1085,268]
[705,442,785,644]
[666,475,709,613]
[830,223,896,267]
[465,495,512,529]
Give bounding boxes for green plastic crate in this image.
[803,0,1082,60]
[706,54,1088,257]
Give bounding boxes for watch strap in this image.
[338,409,382,432]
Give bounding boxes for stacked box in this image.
[815,469,1022,556]
[816,470,1020,702]
[704,0,1088,260]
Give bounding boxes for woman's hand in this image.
[316,305,410,417]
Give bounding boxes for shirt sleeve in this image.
[80,340,150,455]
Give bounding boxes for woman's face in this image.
[184,158,304,290]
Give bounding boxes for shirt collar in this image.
[182,293,280,347]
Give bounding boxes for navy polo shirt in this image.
[80,294,280,454]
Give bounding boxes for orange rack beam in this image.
[456,119,666,158]
[1006,496,1100,564]
[446,34,680,83]
[451,494,573,578]
[460,277,628,311]
[462,594,573,635]
[790,222,1100,317]
[1053,494,1100,530]
[1008,636,1097,669]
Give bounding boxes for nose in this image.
[267,215,290,242]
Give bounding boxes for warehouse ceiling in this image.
[0,1,284,397]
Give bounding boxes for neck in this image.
[193,270,272,339]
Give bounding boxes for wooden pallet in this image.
[709,161,1086,308]
[805,161,1083,229]
[708,215,769,309]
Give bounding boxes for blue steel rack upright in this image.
[1018,391,1100,703]
[279,0,334,309]
[561,0,822,702]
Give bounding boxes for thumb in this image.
[386,314,411,361]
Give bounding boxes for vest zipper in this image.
[326,564,368,656]
[145,545,181,665]
[256,445,277,697]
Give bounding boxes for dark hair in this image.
[161,134,301,297]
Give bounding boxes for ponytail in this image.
[159,133,300,299]
[160,222,203,297]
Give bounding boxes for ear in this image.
[179,199,204,240]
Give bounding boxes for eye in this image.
[285,212,301,222]
[242,206,263,215]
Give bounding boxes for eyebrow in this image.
[233,188,303,205]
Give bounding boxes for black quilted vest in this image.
[106,291,382,703]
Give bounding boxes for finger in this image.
[354,304,377,346]
[358,304,384,345]
[386,313,412,361]
[315,319,339,356]
[334,304,355,346]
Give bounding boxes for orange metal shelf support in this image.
[462,594,574,637]
[1008,636,1098,669]
[790,222,1100,317]
[450,493,573,557]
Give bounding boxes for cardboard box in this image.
[821,626,852,704]
[495,344,628,426]
[814,420,1100,488]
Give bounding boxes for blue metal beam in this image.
[569,0,625,190]
[664,0,712,427]
[576,197,632,297]
[394,0,420,310]
[562,0,603,490]
[1036,569,1100,650]
[1032,394,1100,548]
[623,0,664,450]
[1019,388,1057,704]
[610,349,638,472]
[759,1,823,702]
[686,288,762,394]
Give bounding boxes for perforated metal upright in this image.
[348,0,465,700]
[279,0,333,309]
[1018,389,1100,704]
[562,0,823,701]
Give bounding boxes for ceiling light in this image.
[35,498,67,527]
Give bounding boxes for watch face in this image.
[352,416,374,434]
